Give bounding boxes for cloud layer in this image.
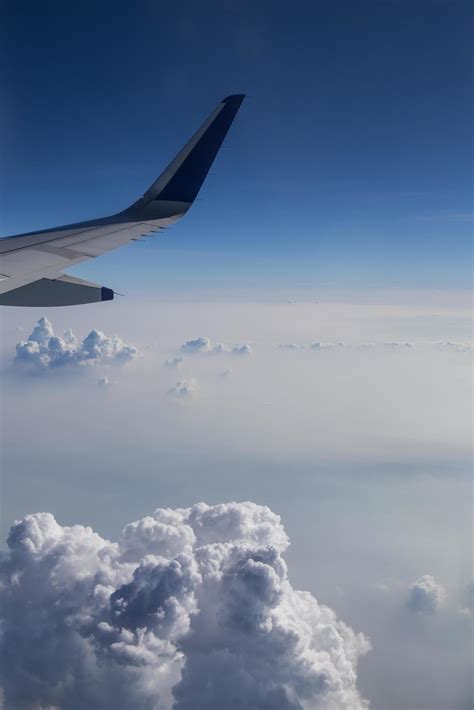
[0,502,370,710]
[14,317,137,371]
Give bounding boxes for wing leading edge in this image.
[0,94,245,306]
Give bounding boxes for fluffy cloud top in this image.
[407,575,447,614]
[181,337,211,353]
[14,317,137,371]
[0,502,370,710]
[232,344,252,356]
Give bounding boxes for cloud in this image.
[181,337,211,353]
[383,342,413,349]
[14,317,137,372]
[279,341,423,352]
[164,356,184,368]
[458,577,474,617]
[0,502,370,710]
[407,575,446,614]
[179,338,251,357]
[274,340,472,353]
[436,341,472,353]
[232,344,252,356]
[212,343,229,354]
[168,380,196,398]
[310,342,339,351]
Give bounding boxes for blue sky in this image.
[1,0,471,293]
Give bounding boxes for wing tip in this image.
[101,286,114,302]
[222,94,246,106]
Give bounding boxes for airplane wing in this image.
[0,94,245,306]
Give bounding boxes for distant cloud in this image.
[172,336,462,360]
[212,343,229,354]
[311,341,339,350]
[0,502,370,710]
[277,343,304,350]
[383,342,413,349]
[164,355,184,368]
[179,338,251,358]
[232,344,252,356]
[281,341,420,351]
[168,380,196,398]
[181,337,211,353]
[407,575,446,614]
[14,317,137,372]
[436,341,472,353]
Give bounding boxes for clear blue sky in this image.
[1,0,472,293]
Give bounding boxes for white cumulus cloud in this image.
[0,502,370,710]
[14,317,137,372]
[407,575,447,614]
[181,337,211,353]
[232,344,252,356]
